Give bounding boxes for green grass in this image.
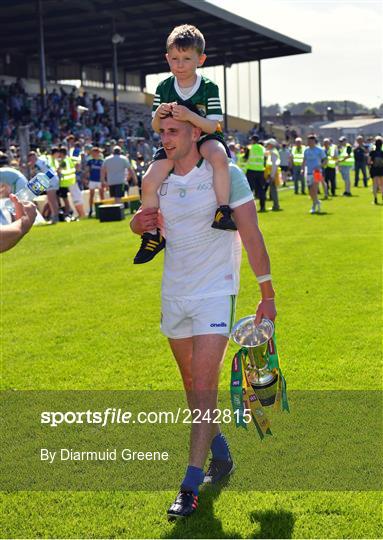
[1,181,382,538]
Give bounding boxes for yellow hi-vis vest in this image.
[324,145,337,168]
[237,153,248,174]
[292,145,305,166]
[338,145,354,167]
[247,144,265,171]
[60,157,76,187]
[47,155,58,172]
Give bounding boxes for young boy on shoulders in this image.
[134,24,236,264]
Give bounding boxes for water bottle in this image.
[4,172,52,214]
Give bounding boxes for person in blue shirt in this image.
[86,147,104,218]
[302,134,327,214]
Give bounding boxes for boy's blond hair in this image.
[166,24,205,55]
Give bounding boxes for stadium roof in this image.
[320,118,383,129]
[0,0,311,76]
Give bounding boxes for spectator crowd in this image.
[0,79,382,227]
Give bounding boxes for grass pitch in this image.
[1,181,382,538]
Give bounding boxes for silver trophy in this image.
[231,316,278,406]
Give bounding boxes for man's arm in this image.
[128,166,138,186]
[233,200,276,323]
[100,163,107,186]
[0,195,37,253]
[320,148,328,168]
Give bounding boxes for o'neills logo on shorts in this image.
[232,380,240,386]
[210,322,227,327]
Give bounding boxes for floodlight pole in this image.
[223,63,228,132]
[112,39,119,127]
[37,0,47,110]
[258,60,263,129]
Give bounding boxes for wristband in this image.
[256,274,272,284]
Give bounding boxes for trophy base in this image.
[251,373,278,406]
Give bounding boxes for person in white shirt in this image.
[28,150,60,223]
[130,110,276,520]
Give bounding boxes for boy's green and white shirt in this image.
[152,74,223,122]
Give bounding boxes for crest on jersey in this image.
[196,104,206,117]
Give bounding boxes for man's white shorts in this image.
[161,295,237,339]
[69,183,83,205]
[47,177,59,191]
[88,181,101,190]
[306,174,314,187]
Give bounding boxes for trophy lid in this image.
[231,316,274,348]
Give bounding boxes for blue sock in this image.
[181,465,204,496]
[211,433,230,461]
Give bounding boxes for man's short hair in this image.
[251,135,259,143]
[166,24,205,55]
[113,146,121,154]
[28,151,37,158]
[307,134,317,142]
[51,147,60,154]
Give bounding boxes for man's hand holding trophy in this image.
[230,315,289,439]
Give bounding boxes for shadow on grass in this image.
[162,477,241,539]
[250,509,295,539]
[162,477,295,539]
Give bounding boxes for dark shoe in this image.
[88,210,93,218]
[203,457,235,484]
[133,230,165,264]
[374,197,378,205]
[211,205,237,231]
[167,490,198,521]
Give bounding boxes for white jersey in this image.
[35,157,59,190]
[159,160,253,300]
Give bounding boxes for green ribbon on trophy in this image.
[267,331,289,413]
[230,317,289,440]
